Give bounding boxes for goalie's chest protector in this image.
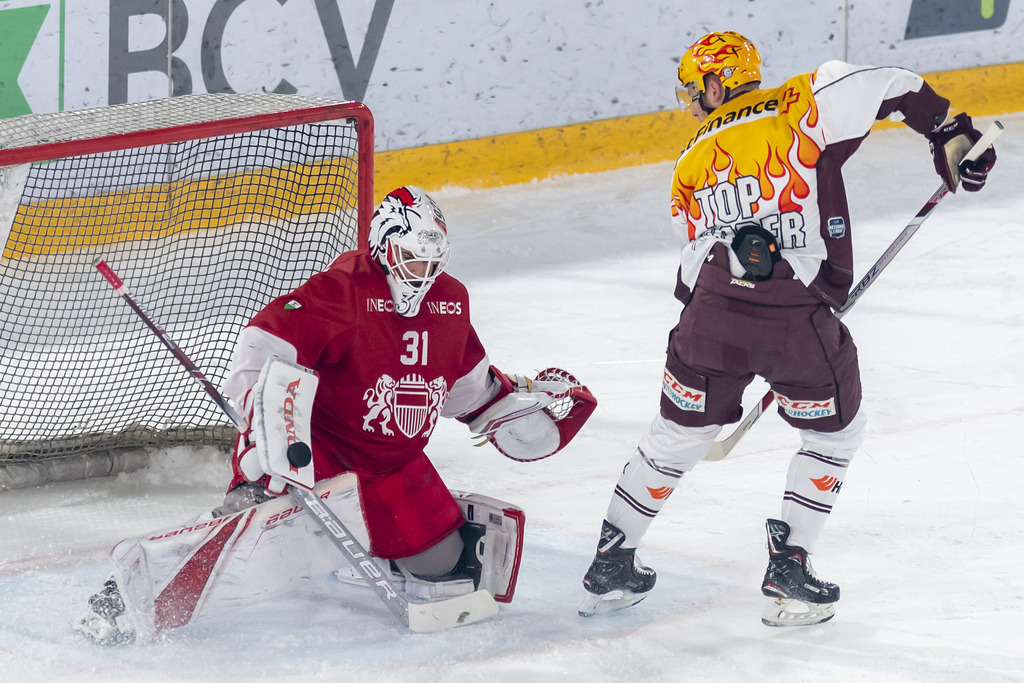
[253,251,485,472]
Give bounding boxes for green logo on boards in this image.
[905,0,1009,39]
[0,4,50,118]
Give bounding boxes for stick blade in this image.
[703,442,728,461]
[406,590,499,632]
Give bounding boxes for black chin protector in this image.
[697,81,732,115]
[731,225,781,281]
[697,91,716,115]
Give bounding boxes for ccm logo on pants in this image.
[775,393,837,420]
[662,370,706,412]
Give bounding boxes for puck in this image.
[286,442,312,468]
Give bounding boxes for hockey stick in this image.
[703,120,1003,462]
[93,259,498,632]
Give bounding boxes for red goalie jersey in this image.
[222,249,493,559]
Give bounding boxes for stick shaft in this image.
[93,258,247,431]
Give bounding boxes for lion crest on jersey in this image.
[362,373,448,438]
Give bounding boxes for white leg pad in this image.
[110,473,365,642]
[451,491,525,604]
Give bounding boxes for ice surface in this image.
[1,114,1021,682]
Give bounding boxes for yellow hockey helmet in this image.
[677,31,762,94]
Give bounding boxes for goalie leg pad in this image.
[334,490,525,604]
[107,473,366,641]
[452,491,526,603]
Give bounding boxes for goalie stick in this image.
[94,259,499,633]
[703,120,1004,462]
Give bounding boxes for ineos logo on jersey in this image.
[367,298,461,315]
[367,298,396,313]
[426,301,462,315]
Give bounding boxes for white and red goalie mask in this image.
[369,186,451,317]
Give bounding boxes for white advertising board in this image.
[1,0,1021,150]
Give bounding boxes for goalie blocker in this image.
[462,366,597,462]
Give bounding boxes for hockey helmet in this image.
[677,31,761,106]
[368,186,450,317]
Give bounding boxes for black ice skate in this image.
[72,578,136,645]
[760,518,839,627]
[578,520,656,617]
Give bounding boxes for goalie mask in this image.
[369,186,451,317]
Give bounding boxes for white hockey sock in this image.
[606,448,682,547]
[606,417,719,548]
[782,412,865,552]
[780,449,849,551]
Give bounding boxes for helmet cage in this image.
[369,186,451,317]
[383,231,450,316]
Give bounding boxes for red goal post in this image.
[0,94,374,488]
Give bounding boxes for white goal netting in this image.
[0,94,374,488]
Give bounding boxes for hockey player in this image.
[76,186,596,644]
[578,31,997,625]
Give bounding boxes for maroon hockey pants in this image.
[661,265,862,433]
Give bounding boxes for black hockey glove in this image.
[927,112,997,193]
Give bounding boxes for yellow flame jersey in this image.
[671,60,950,307]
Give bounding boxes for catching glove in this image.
[464,367,597,462]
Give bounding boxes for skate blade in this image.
[578,589,649,617]
[761,597,836,627]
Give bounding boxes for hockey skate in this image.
[72,578,136,645]
[578,520,656,617]
[760,518,839,627]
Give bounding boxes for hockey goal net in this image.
[0,94,374,489]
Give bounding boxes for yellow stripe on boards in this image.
[4,159,357,259]
[375,108,696,197]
